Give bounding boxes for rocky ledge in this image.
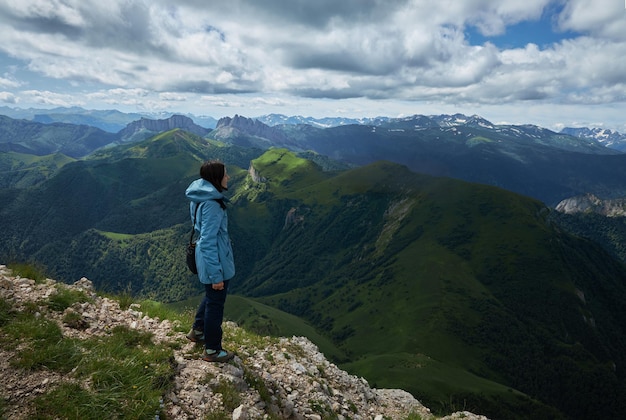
[0,265,487,419]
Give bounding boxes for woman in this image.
[185,160,235,362]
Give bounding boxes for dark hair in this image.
[200,160,227,209]
[200,160,226,191]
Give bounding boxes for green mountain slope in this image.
[0,151,75,188]
[550,211,626,263]
[230,153,626,419]
[0,130,262,299]
[0,115,117,157]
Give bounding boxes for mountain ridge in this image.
[210,114,626,206]
[230,150,626,419]
[2,105,624,151]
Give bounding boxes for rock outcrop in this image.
[0,265,488,419]
[555,193,626,217]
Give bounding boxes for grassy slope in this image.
[229,155,626,419]
[0,151,75,188]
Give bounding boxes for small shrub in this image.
[107,325,154,348]
[114,289,135,310]
[7,262,48,283]
[309,399,338,419]
[63,310,89,330]
[0,396,6,418]
[200,371,216,385]
[347,399,358,413]
[47,286,91,312]
[317,364,326,376]
[0,298,12,327]
[403,411,424,420]
[21,301,41,315]
[136,300,188,334]
[212,378,242,412]
[284,342,306,359]
[243,366,272,406]
[205,412,229,420]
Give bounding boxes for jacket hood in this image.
[185,179,224,203]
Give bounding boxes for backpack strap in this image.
[189,202,200,246]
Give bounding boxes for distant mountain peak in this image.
[212,114,293,148]
[118,114,209,142]
[561,126,626,151]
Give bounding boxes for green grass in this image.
[2,313,82,372]
[0,293,177,419]
[46,284,92,312]
[211,378,242,412]
[403,412,425,420]
[250,148,330,196]
[0,298,11,327]
[6,262,49,283]
[466,136,493,147]
[108,286,135,310]
[97,230,136,241]
[31,382,124,419]
[134,299,192,335]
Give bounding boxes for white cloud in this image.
[0,0,624,130]
[0,74,21,89]
[558,0,626,40]
[0,91,17,103]
[21,90,82,107]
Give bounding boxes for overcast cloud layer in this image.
[0,0,625,131]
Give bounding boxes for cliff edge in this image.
[0,265,487,419]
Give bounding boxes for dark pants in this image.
[192,280,229,351]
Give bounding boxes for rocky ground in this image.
[0,265,488,419]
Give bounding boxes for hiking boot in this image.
[202,349,234,363]
[186,328,204,343]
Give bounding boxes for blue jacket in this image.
[185,179,235,284]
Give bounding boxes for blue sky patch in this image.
[466,8,581,49]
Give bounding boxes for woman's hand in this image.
[212,281,225,290]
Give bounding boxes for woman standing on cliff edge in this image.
[185,160,235,363]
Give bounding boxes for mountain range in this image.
[561,126,626,152]
[0,106,218,133]
[2,111,626,207]
[3,105,626,148]
[2,109,626,419]
[211,114,626,207]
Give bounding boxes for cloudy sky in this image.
[0,0,625,132]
